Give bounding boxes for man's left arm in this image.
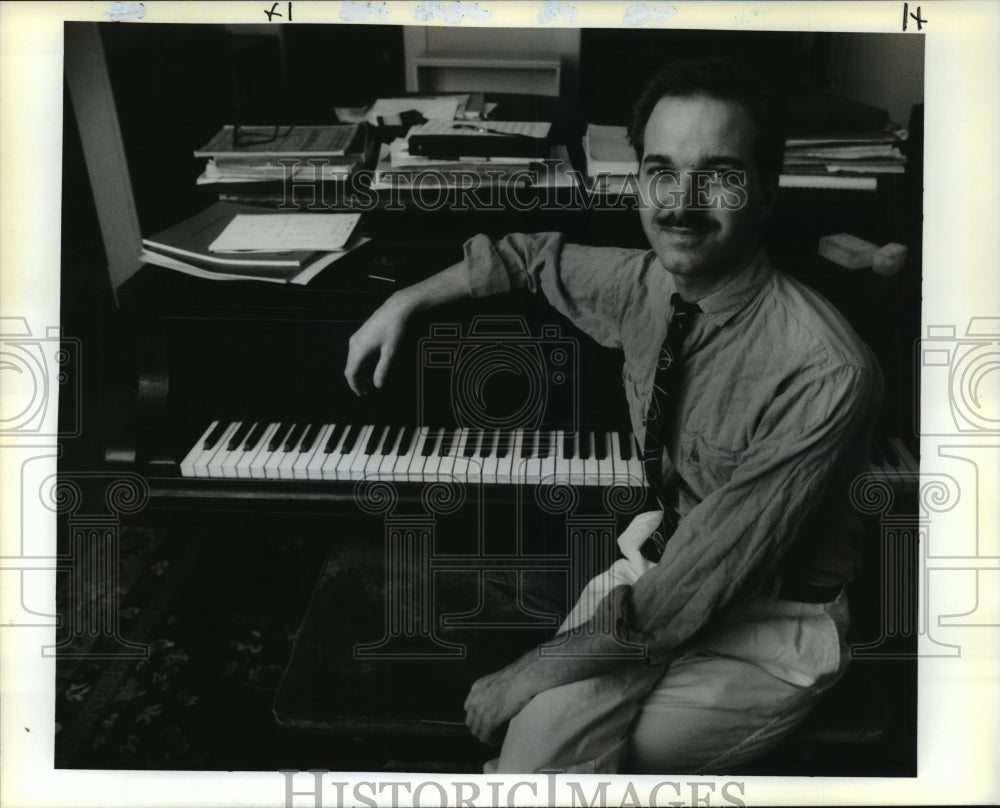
[465,361,879,741]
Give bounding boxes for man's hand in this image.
[464,660,534,744]
[343,293,413,396]
[343,262,472,396]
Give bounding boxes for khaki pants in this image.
[489,512,851,774]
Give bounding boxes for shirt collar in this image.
[691,248,774,326]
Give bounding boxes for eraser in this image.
[872,242,908,275]
[818,233,878,270]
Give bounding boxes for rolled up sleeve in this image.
[626,363,880,665]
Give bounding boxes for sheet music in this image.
[209,213,361,253]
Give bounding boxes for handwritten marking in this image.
[902,2,927,30]
[341,0,391,20]
[413,1,491,23]
[624,2,677,25]
[105,2,146,21]
[540,0,577,23]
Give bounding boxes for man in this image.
[344,58,882,773]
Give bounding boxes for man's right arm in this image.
[344,232,639,394]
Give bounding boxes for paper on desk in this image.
[139,237,369,285]
[209,213,361,253]
[408,119,552,139]
[367,95,465,125]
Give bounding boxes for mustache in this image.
[653,209,715,230]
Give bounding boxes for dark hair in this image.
[627,57,785,178]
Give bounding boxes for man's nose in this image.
[650,169,698,214]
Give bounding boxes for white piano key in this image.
[320,424,352,480]
[396,426,429,482]
[539,430,558,484]
[219,421,258,478]
[302,424,336,480]
[198,421,241,479]
[344,425,376,481]
[375,426,406,478]
[358,425,389,480]
[446,428,472,480]
[626,432,646,487]
[208,420,248,478]
[480,431,500,485]
[436,428,461,479]
[242,422,281,480]
[262,423,296,480]
[180,421,219,478]
[290,424,326,480]
[567,432,586,486]
[421,429,446,483]
[581,432,601,487]
[524,431,542,484]
[594,432,616,486]
[278,424,309,480]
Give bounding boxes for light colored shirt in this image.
[464,232,883,663]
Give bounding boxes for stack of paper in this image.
[140,202,367,285]
[780,126,908,191]
[193,124,375,186]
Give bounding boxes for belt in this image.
[777,579,844,603]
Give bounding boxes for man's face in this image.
[638,94,774,295]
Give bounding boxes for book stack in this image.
[780,126,908,191]
[140,202,366,284]
[194,124,375,186]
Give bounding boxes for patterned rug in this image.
[55,517,375,770]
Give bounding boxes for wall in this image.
[828,33,926,127]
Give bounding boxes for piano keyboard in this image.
[179,422,647,486]
[178,421,919,489]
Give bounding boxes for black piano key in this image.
[438,428,457,456]
[870,440,886,467]
[618,430,632,460]
[203,420,228,450]
[298,424,318,452]
[593,431,608,460]
[479,429,495,458]
[537,430,550,459]
[579,430,592,460]
[463,429,480,457]
[283,423,305,452]
[521,430,536,458]
[563,431,575,460]
[396,425,415,455]
[268,423,291,452]
[495,430,511,458]
[339,423,362,454]
[880,437,900,467]
[324,422,346,453]
[364,425,387,455]
[243,421,266,451]
[421,428,442,457]
[380,425,401,455]
[227,421,253,451]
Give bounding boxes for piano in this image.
[177,418,917,490]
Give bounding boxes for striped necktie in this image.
[640,292,701,561]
